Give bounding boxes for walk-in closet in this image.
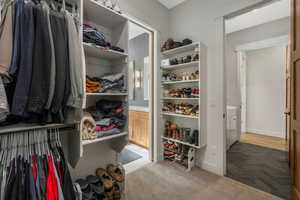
[0,0,128,198]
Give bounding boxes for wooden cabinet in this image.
[129,111,149,148]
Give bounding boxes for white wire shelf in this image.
[161,97,199,100]
[161,112,199,119]
[161,80,199,85]
[83,43,128,60]
[82,132,128,146]
[161,43,199,56]
[84,0,127,29]
[162,136,201,149]
[86,93,128,96]
[161,61,199,70]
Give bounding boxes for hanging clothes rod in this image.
[0,123,77,135]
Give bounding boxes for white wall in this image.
[226,17,290,107]
[169,0,270,175]
[119,0,169,41]
[245,46,286,138]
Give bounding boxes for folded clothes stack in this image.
[86,73,126,94]
[83,24,125,53]
[86,77,101,93]
[87,100,127,137]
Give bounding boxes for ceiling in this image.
[129,22,147,40]
[157,0,187,9]
[225,0,290,34]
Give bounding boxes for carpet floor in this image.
[124,161,280,200]
[227,142,291,199]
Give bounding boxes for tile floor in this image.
[123,143,151,174]
[227,142,291,199]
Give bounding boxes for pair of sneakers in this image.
[76,175,106,200]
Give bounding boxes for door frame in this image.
[290,0,300,198]
[221,0,290,175]
[124,14,159,162]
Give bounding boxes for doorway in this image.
[224,0,291,199]
[120,20,155,173]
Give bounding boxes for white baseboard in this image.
[198,161,220,175]
[246,128,284,138]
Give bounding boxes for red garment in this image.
[46,156,59,200]
[95,124,117,131]
[32,156,37,180]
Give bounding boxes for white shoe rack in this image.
[160,42,207,171]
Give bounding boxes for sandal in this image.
[106,164,125,183]
[95,168,114,190]
[112,182,121,200]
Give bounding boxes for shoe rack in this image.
[160,43,207,171]
[71,0,129,178]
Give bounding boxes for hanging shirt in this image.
[9,0,24,76]
[46,156,59,200]
[65,12,84,109]
[0,77,9,122]
[0,3,13,76]
[11,1,35,117]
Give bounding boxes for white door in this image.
[238,51,247,133]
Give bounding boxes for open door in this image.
[290,0,300,199]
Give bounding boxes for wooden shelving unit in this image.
[160,42,207,171]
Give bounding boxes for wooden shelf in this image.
[162,136,202,149]
[161,112,199,119]
[83,43,128,60]
[82,132,128,145]
[161,80,199,85]
[161,61,199,70]
[84,0,127,29]
[162,43,199,56]
[161,97,199,100]
[0,123,76,135]
[86,92,128,96]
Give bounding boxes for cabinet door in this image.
[128,111,149,148]
[128,111,134,141]
[134,111,149,148]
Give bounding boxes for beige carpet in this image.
[124,161,281,200]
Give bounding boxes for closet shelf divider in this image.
[86,92,128,96]
[83,42,128,60]
[81,132,128,145]
[0,123,77,135]
[161,43,200,56]
[161,61,199,70]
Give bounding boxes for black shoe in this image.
[182,38,193,46]
[192,130,199,146]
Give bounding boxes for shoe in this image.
[76,179,97,200]
[172,41,183,49]
[193,54,199,61]
[184,55,192,63]
[192,130,199,146]
[106,164,125,183]
[95,168,114,190]
[86,175,105,199]
[182,38,193,46]
[112,182,121,200]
